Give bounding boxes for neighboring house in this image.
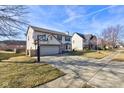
[97,38,117,49]
[26,26,71,56]
[116,42,124,49]
[97,38,110,49]
[0,40,26,51]
[72,32,97,51]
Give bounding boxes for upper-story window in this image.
[38,34,47,41]
[57,35,62,41]
[65,36,71,41]
[28,36,29,40]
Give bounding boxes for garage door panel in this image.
[40,45,59,55]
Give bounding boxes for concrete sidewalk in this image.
[87,61,124,88]
[37,51,124,88]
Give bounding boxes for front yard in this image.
[68,50,112,59]
[0,49,119,88]
[83,51,112,59]
[112,52,124,61]
[0,52,25,61]
[0,52,64,88]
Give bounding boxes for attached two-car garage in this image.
[40,45,60,56]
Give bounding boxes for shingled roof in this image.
[76,33,85,39]
[76,32,96,40]
[29,25,71,36]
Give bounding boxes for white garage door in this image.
[40,45,60,55]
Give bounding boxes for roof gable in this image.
[76,33,85,39]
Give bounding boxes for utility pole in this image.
[37,35,40,62]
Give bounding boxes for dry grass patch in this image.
[112,53,124,61]
[68,50,112,59]
[0,62,64,88]
[84,51,111,59]
[0,54,64,88]
[0,52,25,61]
[8,56,36,63]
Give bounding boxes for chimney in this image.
[65,31,69,35]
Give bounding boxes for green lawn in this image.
[0,52,64,88]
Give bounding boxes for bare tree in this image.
[0,5,28,38]
[101,24,123,48]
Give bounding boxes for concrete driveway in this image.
[36,51,124,88]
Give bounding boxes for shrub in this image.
[5,49,13,51]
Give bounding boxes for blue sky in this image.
[16,5,124,40]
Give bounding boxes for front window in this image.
[65,36,71,41]
[66,45,68,49]
[38,34,47,41]
[57,35,62,41]
[28,36,29,40]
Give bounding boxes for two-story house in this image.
[72,32,97,51]
[26,26,71,56]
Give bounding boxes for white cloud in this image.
[88,12,124,35]
[63,5,116,24]
[83,5,124,35]
[63,6,86,24]
[86,5,115,17]
[63,15,82,24]
[108,6,124,14]
[28,5,124,36]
